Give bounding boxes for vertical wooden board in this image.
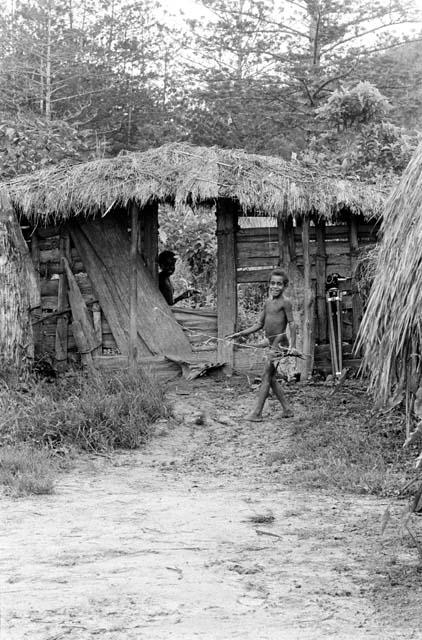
[70,214,193,360]
[129,202,139,370]
[141,202,159,282]
[315,219,327,343]
[55,230,70,367]
[92,302,102,356]
[216,199,238,367]
[62,257,100,352]
[300,217,316,379]
[349,217,363,345]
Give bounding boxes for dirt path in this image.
[1,377,420,639]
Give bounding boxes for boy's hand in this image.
[286,347,303,358]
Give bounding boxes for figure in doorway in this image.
[158,250,198,306]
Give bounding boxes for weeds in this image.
[0,445,55,496]
[286,383,414,497]
[0,367,168,453]
[0,367,169,495]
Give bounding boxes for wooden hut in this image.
[0,143,384,379]
[359,142,422,418]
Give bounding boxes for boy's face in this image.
[160,256,176,275]
[269,275,286,298]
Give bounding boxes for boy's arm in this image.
[284,299,298,350]
[226,310,265,340]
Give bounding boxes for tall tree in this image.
[184,0,422,153]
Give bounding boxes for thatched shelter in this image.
[0,142,385,379]
[359,142,422,413]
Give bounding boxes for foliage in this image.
[286,382,413,497]
[316,82,390,129]
[0,445,56,497]
[0,368,168,452]
[0,112,93,180]
[303,81,420,179]
[159,204,217,304]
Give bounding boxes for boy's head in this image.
[269,269,289,298]
[158,250,177,274]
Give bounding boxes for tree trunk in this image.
[0,195,33,370]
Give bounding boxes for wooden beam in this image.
[315,218,327,343]
[55,229,70,370]
[129,201,139,371]
[349,217,363,348]
[300,216,316,379]
[92,302,102,356]
[216,198,238,370]
[140,201,159,282]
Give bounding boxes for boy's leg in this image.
[248,361,273,421]
[270,377,294,417]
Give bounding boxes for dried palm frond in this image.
[358,142,422,406]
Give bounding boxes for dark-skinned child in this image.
[226,268,300,421]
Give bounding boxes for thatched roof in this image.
[359,142,422,404]
[0,142,386,222]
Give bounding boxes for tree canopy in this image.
[0,0,420,182]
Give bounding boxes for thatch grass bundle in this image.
[359,142,422,405]
[0,142,386,223]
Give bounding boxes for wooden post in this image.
[129,201,139,371]
[314,218,327,343]
[92,302,103,356]
[55,229,70,370]
[140,202,159,282]
[300,216,315,379]
[216,198,238,371]
[30,230,42,352]
[349,217,363,350]
[0,195,33,369]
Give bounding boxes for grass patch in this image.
[0,367,168,452]
[0,367,169,495]
[0,445,56,497]
[286,382,414,497]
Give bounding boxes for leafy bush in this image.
[159,203,217,305]
[0,368,168,452]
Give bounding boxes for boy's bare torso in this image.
[262,298,291,346]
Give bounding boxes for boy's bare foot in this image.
[247,414,263,422]
[281,410,294,418]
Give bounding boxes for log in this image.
[129,202,139,371]
[71,320,94,371]
[92,302,103,356]
[55,230,70,369]
[315,219,327,343]
[62,256,99,353]
[349,217,363,347]
[140,202,159,282]
[216,198,238,369]
[300,217,316,379]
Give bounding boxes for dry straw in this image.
[359,142,422,404]
[0,142,385,223]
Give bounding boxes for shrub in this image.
[0,445,55,496]
[0,368,168,453]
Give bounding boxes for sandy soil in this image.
[1,376,422,640]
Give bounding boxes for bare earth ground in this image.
[1,376,422,640]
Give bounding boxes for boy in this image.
[227,268,299,421]
[158,250,198,306]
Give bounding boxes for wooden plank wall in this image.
[27,226,119,359]
[236,222,378,282]
[236,219,379,344]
